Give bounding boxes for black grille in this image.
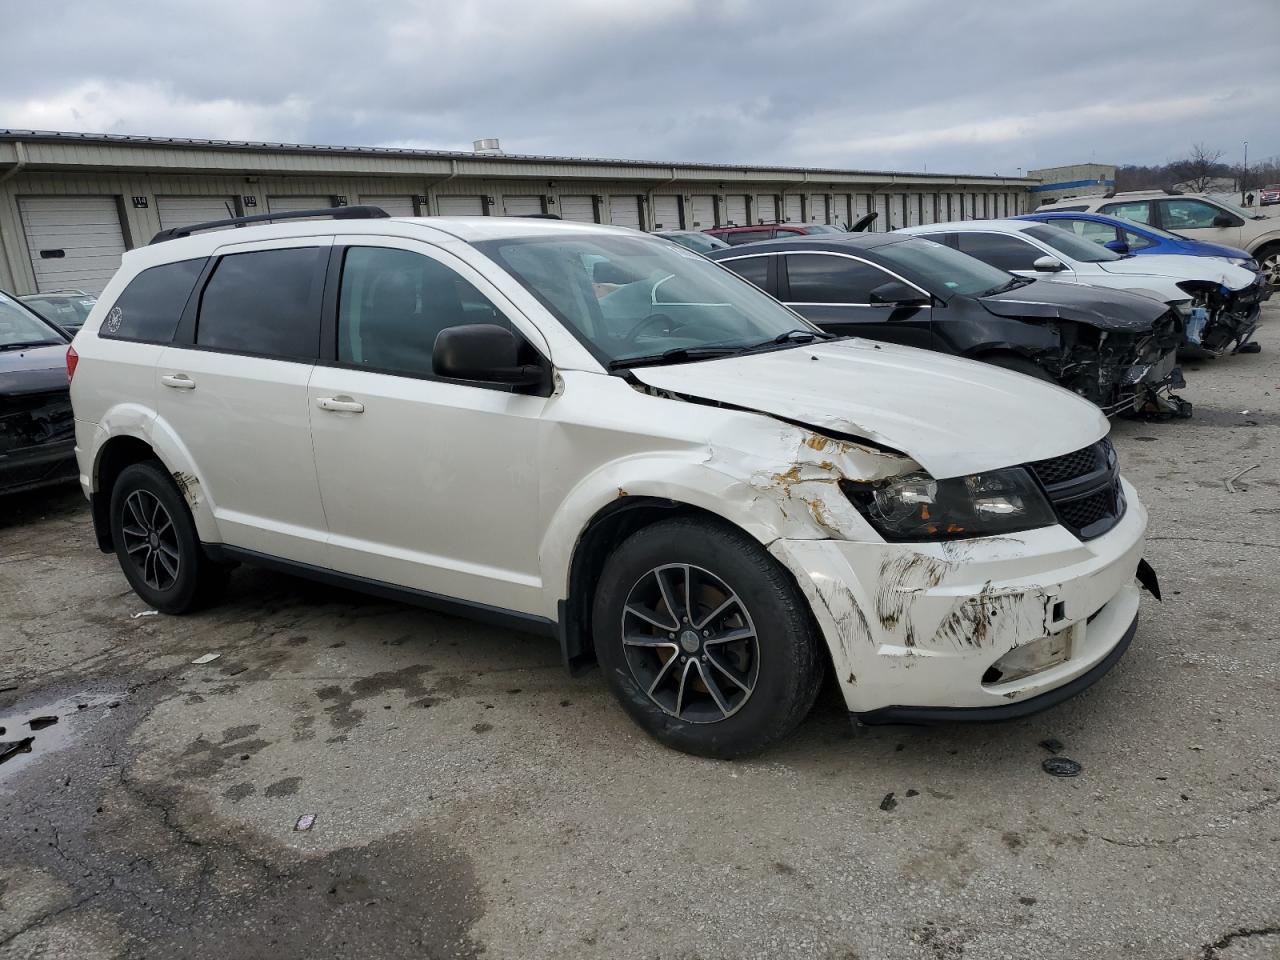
[1028,440,1106,486]
[1025,439,1124,541]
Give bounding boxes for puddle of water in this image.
[0,692,122,781]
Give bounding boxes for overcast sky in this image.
[2,1,1277,175]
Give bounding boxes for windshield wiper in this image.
[608,345,744,371]
[0,341,59,352]
[767,328,830,344]
[982,276,1032,296]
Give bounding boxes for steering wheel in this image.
[622,312,682,344]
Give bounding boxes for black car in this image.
[0,290,77,495]
[707,233,1188,417]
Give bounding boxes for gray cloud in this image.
[1,0,1276,173]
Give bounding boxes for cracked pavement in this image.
[1,302,1278,959]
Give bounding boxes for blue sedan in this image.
[1016,210,1257,271]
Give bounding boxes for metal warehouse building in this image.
[0,130,1033,296]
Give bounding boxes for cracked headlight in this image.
[841,468,1057,541]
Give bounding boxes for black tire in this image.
[1256,243,1280,289]
[109,461,229,614]
[592,516,826,758]
[982,353,1055,383]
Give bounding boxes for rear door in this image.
[156,239,331,564]
[781,251,934,349]
[307,237,547,612]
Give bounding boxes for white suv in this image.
[1037,190,1280,286]
[68,207,1157,756]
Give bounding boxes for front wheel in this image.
[109,462,228,614]
[592,517,826,758]
[1257,243,1280,288]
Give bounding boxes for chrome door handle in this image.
[316,395,365,413]
[160,374,196,390]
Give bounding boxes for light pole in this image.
[1242,140,1248,205]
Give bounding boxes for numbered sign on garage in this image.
[18,196,128,296]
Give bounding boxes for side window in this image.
[337,246,510,378]
[785,254,894,303]
[1121,228,1156,251]
[1098,200,1152,224]
[721,256,771,291]
[1061,218,1119,246]
[196,247,324,359]
[954,232,1042,271]
[100,258,205,343]
[1157,199,1231,229]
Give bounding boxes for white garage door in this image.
[362,196,416,218]
[18,196,127,296]
[853,194,870,227]
[609,196,642,230]
[437,196,487,216]
[782,195,802,224]
[920,193,938,224]
[267,196,330,214]
[503,195,544,217]
[156,196,237,232]
[690,195,716,229]
[948,193,961,221]
[754,195,778,223]
[652,195,682,230]
[874,195,892,231]
[559,195,596,222]
[724,195,748,226]
[906,194,922,227]
[806,194,828,224]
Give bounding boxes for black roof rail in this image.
[1161,187,1183,196]
[149,205,390,244]
[516,213,562,220]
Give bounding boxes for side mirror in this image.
[1103,239,1130,254]
[1032,255,1066,272]
[433,324,543,385]
[869,280,930,307]
[1212,214,1237,228]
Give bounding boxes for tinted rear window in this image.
[101,259,205,343]
[195,247,324,359]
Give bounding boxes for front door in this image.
[781,251,934,350]
[157,240,331,565]
[307,238,548,614]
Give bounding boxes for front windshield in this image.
[0,292,63,348]
[1024,224,1122,263]
[874,236,1015,297]
[1210,196,1264,220]
[478,232,820,365]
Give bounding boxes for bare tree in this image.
[1169,143,1226,192]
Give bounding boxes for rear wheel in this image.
[592,517,825,758]
[109,462,228,614]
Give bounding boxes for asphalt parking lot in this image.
[2,304,1278,960]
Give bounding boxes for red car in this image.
[1259,185,1280,207]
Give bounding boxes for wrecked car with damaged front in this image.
[72,213,1158,759]
[708,233,1189,417]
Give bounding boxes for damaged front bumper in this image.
[770,477,1149,718]
[1109,349,1189,418]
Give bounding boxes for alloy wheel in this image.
[120,490,181,591]
[620,563,759,723]
[1262,250,1280,288]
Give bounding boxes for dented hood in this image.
[1095,254,1255,290]
[980,279,1167,332]
[632,338,1108,479]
